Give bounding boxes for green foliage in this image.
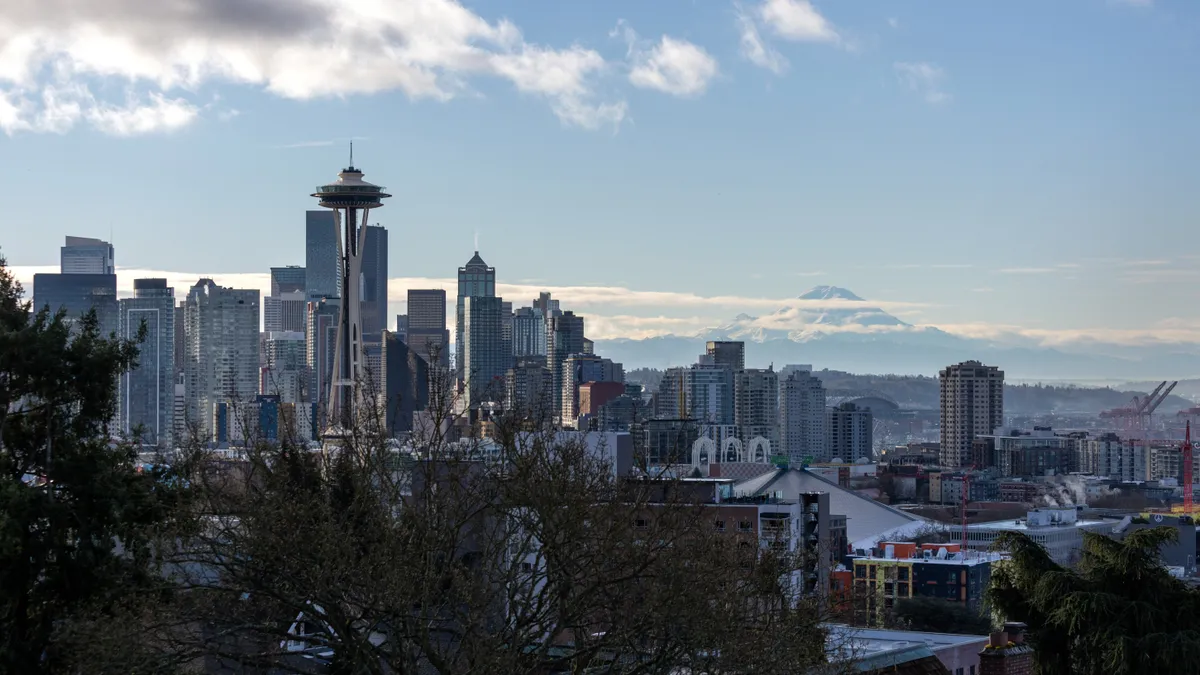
[890,596,992,635]
[986,528,1200,675]
[0,255,185,673]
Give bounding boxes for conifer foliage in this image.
[986,527,1200,675]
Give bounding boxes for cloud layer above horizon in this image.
[9,265,1200,348]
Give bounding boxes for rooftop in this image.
[969,517,1110,532]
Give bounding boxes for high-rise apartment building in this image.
[60,236,115,274]
[561,353,624,422]
[456,251,496,383]
[307,298,341,414]
[512,306,546,357]
[118,278,175,446]
[828,402,872,463]
[183,279,260,443]
[501,300,513,369]
[705,341,745,372]
[305,210,341,300]
[462,295,507,406]
[548,311,584,421]
[265,266,308,334]
[507,356,552,414]
[688,363,735,425]
[939,360,1004,468]
[780,368,827,463]
[735,367,779,452]
[533,292,561,353]
[261,331,307,404]
[406,289,449,368]
[360,224,388,342]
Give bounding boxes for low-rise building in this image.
[966,507,1114,565]
[851,542,1000,627]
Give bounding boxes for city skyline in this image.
[2,0,1197,355]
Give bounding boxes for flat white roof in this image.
[969,518,1110,532]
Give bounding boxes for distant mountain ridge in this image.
[594,286,1200,381]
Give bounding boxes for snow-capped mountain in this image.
[593,286,1200,379]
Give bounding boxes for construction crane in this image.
[1100,381,1177,440]
[1186,422,1194,512]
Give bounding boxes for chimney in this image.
[979,622,1034,675]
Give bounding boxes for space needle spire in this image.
[312,147,391,433]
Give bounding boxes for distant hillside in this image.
[625,368,1193,415]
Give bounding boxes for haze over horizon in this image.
[2,0,1196,357]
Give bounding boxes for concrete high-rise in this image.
[735,367,779,451]
[360,224,388,343]
[311,158,390,431]
[548,311,584,422]
[828,402,872,463]
[507,356,551,414]
[705,341,745,372]
[266,266,308,334]
[780,368,827,463]
[456,251,496,384]
[305,211,340,300]
[307,298,340,415]
[118,279,175,446]
[462,295,507,406]
[60,236,115,274]
[939,360,1004,468]
[182,279,260,442]
[561,353,623,422]
[406,289,449,368]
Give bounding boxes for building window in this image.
[635,518,648,529]
[715,520,726,531]
[738,520,753,532]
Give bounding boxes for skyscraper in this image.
[501,300,513,371]
[735,367,779,452]
[360,224,388,343]
[261,331,307,404]
[307,298,341,416]
[118,278,175,446]
[270,266,307,295]
[462,295,507,406]
[60,236,114,274]
[706,341,745,372]
[561,353,624,422]
[548,311,584,422]
[512,306,546,357]
[407,289,449,368]
[32,272,119,337]
[305,210,340,300]
[828,402,872,463]
[456,251,496,384]
[940,360,1004,468]
[311,160,390,431]
[379,330,429,436]
[780,368,827,463]
[183,279,260,442]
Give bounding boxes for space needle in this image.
[312,144,391,433]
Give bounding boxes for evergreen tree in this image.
[0,256,183,673]
[986,527,1200,675]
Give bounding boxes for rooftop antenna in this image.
[349,141,354,169]
[474,231,479,252]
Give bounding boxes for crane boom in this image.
[1136,382,1167,414]
[1144,381,1178,416]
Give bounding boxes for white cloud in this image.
[736,7,788,74]
[758,0,839,42]
[734,0,838,74]
[627,36,719,97]
[1113,0,1152,7]
[894,61,950,104]
[87,93,198,136]
[0,0,627,135]
[887,17,900,29]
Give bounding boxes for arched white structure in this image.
[691,437,716,468]
[747,436,771,464]
[722,437,744,463]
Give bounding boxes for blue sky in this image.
[1,0,1197,346]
